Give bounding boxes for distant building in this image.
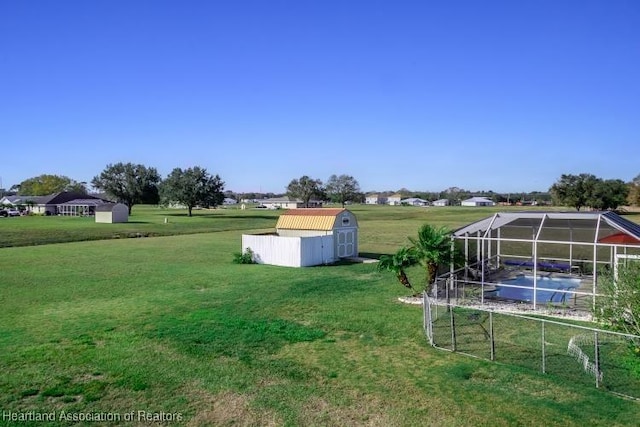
[95,203,129,223]
[0,191,110,216]
[365,194,387,204]
[258,196,323,209]
[386,194,402,205]
[432,199,450,207]
[223,198,238,205]
[401,198,429,206]
[461,197,496,207]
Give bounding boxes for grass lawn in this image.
[1,206,638,426]
[0,205,280,248]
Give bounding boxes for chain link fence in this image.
[423,294,640,400]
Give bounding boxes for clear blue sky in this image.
[1,0,638,194]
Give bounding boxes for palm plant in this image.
[377,247,418,293]
[409,224,455,290]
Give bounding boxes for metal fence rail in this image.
[423,293,640,400]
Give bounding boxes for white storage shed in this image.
[95,203,129,223]
[241,208,359,267]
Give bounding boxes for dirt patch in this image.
[300,395,392,426]
[186,390,280,427]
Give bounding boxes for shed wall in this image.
[299,235,335,266]
[112,204,129,223]
[241,234,335,267]
[242,234,301,267]
[333,210,358,229]
[95,212,112,223]
[334,227,358,257]
[277,229,331,237]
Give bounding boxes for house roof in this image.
[1,195,21,204]
[433,199,449,204]
[60,199,107,207]
[276,208,349,230]
[453,211,640,244]
[462,197,494,203]
[1,194,55,204]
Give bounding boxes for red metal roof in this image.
[598,232,640,245]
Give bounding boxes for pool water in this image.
[491,275,580,303]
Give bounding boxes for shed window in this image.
[342,216,350,226]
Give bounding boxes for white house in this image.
[242,208,358,267]
[461,197,496,207]
[401,198,429,206]
[386,194,402,205]
[223,198,237,205]
[365,194,387,204]
[258,197,323,209]
[432,199,450,207]
[95,203,129,223]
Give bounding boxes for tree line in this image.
[549,173,633,211]
[92,163,224,216]
[2,163,224,217]
[4,169,640,213]
[286,174,362,207]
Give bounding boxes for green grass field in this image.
[1,205,638,426]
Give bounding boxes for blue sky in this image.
[1,1,639,193]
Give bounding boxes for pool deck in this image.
[449,266,595,315]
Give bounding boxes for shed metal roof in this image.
[276,208,348,231]
[95,203,127,212]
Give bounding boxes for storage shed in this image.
[241,208,359,267]
[95,203,129,223]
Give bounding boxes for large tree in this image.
[286,175,324,207]
[18,174,87,196]
[549,173,599,211]
[589,179,629,211]
[160,166,224,217]
[628,174,640,207]
[325,174,361,207]
[550,173,629,211]
[92,162,161,214]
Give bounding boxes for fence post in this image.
[489,311,495,361]
[423,292,428,340]
[423,292,433,346]
[450,306,456,351]
[541,322,546,374]
[594,331,600,388]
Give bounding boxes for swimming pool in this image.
[489,275,580,303]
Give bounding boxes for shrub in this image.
[232,247,255,264]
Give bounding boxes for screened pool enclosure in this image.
[435,212,640,313]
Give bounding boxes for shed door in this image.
[337,230,355,258]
